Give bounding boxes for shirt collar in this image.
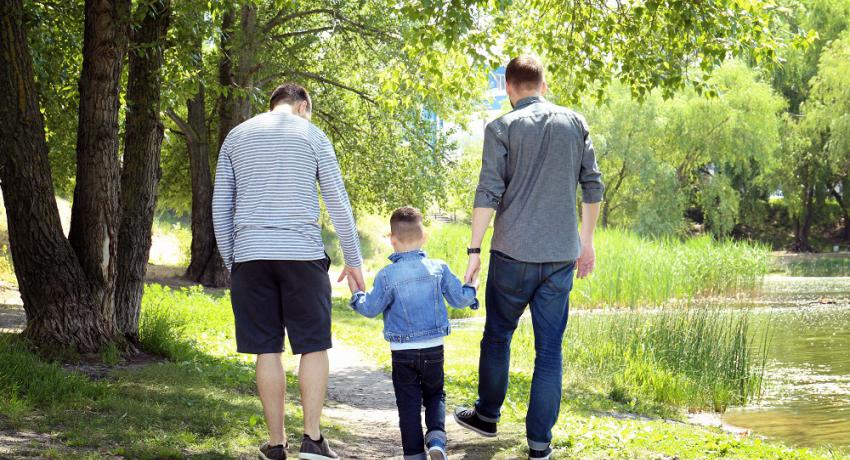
[514,95,544,110]
[389,249,427,262]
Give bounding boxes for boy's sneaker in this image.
[529,447,552,460]
[259,441,287,460]
[427,438,448,460]
[298,434,339,460]
[453,407,497,437]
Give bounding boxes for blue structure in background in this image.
[485,66,508,110]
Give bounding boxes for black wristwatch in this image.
[467,247,482,255]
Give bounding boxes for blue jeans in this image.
[475,251,575,450]
[392,345,447,459]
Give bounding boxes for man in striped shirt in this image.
[213,83,363,460]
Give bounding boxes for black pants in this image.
[391,345,446,457]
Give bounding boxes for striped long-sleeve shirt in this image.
[212,111,362,270]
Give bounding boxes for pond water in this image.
[451,275,850,451]
[722,276,850,451]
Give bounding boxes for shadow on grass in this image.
[0,331,362,459]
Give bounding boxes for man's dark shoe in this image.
[453,407,497,437]
[529,446,552,459]
[298,434,339,460]
[259,441,287,460]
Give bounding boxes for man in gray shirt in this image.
[453,56,604,460]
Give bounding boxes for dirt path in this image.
[0,283,521,459]
[323,343,522,459]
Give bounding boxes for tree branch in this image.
[271,26,335,41]
[165,107,198,144]
[262,8,334,34]
[262,7,398,41]
[259,70,376,104]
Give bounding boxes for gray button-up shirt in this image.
[474,96,604,263]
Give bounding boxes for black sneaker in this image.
[298,434,338,460]
[453,407,497,437]
[529,447,552,460]
[259,441,287,460]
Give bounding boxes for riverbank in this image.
[0,284,837,459]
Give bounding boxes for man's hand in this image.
[338,265,365,292]
[346,276,359,295]
[575,242,595,279]
[465,253,482,285]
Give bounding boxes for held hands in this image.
[576,241,596,279]
[338,265,365,294]
[464,253,482,285]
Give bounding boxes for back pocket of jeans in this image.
[492,252,527,294]
[391,358,418,385]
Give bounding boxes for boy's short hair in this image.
[390,206,424,243]
[505,55,544,90]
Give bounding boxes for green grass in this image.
[576,229,771,307]
[403,223,771,309]
[331,299,838,459]
[773,254,850,277]
[0,285,838,459]
[0,285,356,459]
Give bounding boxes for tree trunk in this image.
[178,89,230,287]
[217,3,257,147]
[793,182,816,252]
[217,6,236,151]
[0,0,126,352]
[115,0,171,344]
[66,0,131,346]
[830,182,850,243]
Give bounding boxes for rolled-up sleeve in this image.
[579,121,604,203]
[473,121,508,209]
[212,140,236,270]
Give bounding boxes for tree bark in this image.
[115,0,171,344]
[66,0,131,346]
[0,0,126,352]
[217,6,236,152]
[217,3,257,148]
[793,181,816,252]
[182,3,258,288]
[171,89,230,287]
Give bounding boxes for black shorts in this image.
[230,257,332,355]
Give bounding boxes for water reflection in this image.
[722,276,850,451]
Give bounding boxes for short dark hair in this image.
[390,206,424,243]
[269,83,311,111]
[505,56,544,90]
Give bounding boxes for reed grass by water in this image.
[553,307,768,412]
[425,223,770,309]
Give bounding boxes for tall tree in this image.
[770,0,850,250]
[115,0,172,342]
[806,31,850,243]
[0,0,130,351]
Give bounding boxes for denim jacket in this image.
[349,250,479,343]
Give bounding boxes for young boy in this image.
[348,207,479,460]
